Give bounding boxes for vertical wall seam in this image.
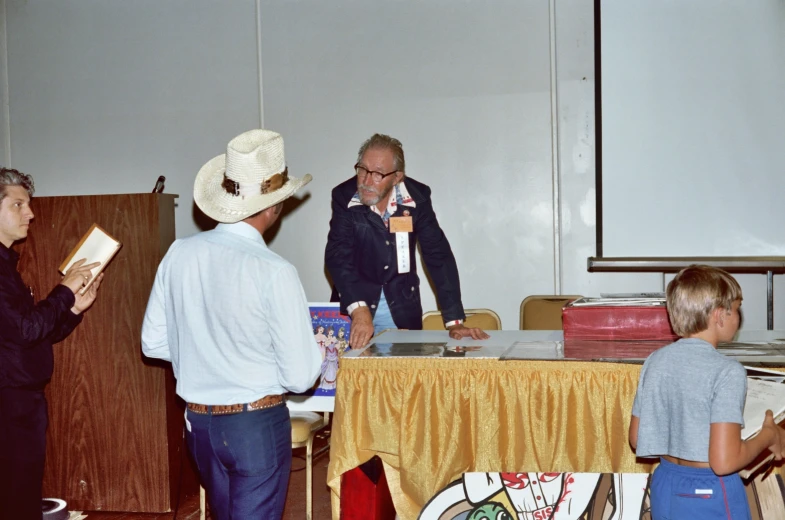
[1,0,10,166]
[549,0,562,294]
[256,0,264,128]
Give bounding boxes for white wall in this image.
[0,0,9,166]
[6,0,260,232]
[4,0,783,330]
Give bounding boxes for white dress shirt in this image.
[141,222,321,405]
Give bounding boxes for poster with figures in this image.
[288,303,351,412]
[309,302,351,396]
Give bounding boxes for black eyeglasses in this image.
[355,164,399,184]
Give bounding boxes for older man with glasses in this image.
[325,133,488,350]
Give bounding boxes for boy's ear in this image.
[711,307,725,327]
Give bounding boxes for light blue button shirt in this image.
[141,222,322,405]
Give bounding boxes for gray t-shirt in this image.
[631,337,746,462]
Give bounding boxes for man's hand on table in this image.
[349,306,375,349]
[447,323,490,340]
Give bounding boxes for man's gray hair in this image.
[0,167,35,201]
[356,134,406,173]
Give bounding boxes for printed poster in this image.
[288,303,351,412]
[310,302,352,396]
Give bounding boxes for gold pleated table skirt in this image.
[326,357,656,520]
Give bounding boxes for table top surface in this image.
[344,328,785,362]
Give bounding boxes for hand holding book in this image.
[740,410,785,479]
[71,271,105,315]
[737,367,785,478]
[760,409,784,462]
[60,258,105,314]
[59,224,122,295]
[61,258,101,294]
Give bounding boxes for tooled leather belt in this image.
[186,394,285,415]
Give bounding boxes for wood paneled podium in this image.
[15,193,195,513]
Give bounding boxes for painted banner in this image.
[419,470,785,520]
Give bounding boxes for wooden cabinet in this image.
[15,193,194,512]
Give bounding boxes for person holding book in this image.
[325,133,489,348]
[0,167,103,520]
[141,129,322,520]
[629,265,785,519]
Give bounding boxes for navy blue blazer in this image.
[325,176,465,330]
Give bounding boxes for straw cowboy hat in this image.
[194,129,312,223]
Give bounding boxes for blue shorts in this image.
[650,457,751,520]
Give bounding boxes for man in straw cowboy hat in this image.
[326,133,489,349]
[142,129,322,519]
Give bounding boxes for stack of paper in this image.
[600,292,666,299]
[741,377,785,440]
[739,366,785,478]
[569,297,666,307]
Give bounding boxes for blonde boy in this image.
[629,265,783,519]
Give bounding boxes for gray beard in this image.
[358,185,392,208]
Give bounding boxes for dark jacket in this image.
[0,243,82,389]
[325,176,465,330]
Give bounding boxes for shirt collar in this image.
[0,241,19,267]
[675,337,716,350]
[347,181,417,211]
[215,222,266,245]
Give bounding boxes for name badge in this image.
[396,232,410,273]
[389,216,413,233]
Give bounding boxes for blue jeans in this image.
[650,458,751,519]
[371,291,398,355]
[373,290,398,335]
[185,403,292,520]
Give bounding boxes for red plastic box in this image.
[562,303,679,341]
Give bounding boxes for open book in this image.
[58,224,122,294]
[739,366,785,478]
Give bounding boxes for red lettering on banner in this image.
[533,507,553,520]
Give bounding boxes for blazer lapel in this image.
[363,208,389,233]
